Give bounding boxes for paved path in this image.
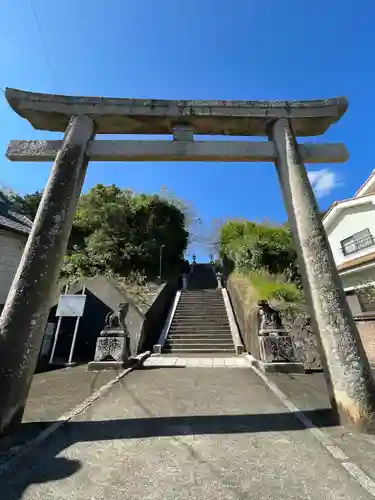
[269,370,375,490]
[0,365,119,461]
[1,363,373,499]
[24,365,117,423]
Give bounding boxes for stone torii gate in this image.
[1,88,375,434]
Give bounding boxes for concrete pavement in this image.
[0,365,121,462]
[268,370,375,490]
[0,364,373,499]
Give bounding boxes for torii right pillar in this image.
[270,118,375,431]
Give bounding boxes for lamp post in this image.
[159,244,165,281]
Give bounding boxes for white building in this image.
[323,170,375,314]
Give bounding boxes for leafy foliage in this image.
[61,184,188,280]
[229,269,303,311]
[244,269,303,303]
[219,219,300,281]
[18,190,43,219]
[219,219,302,308]
[1,184,189,282]
[0,187,43,220]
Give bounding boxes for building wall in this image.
[0,228,27,306]
[355,317,375,364]
[340,266,375,290]
[326,204,375,268]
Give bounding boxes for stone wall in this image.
[46,275,179,367]
[140,279,179,353]
[226,276,260,358]
[0,228,27,306]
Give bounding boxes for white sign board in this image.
[56,294,87,317]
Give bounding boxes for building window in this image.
[341,228,374,256]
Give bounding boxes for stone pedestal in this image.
[94,335,129,362]
[88,327,132,371]
[259,335,295,363]
[256,301,304,374]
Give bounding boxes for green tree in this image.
[18,190,43,219]
[61,184,189,280]
[219,219,300,282]
[0,187,43,219]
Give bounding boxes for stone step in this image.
[174,308,227,313]
[181,295,222,299]
[172,316,228,321]
[173,316,229,320]
[177,302,225,306]
[169,323,230,332]
[165,345,234,351]
[172,317,228,322]
[180,292,222,295]
[177,307,225,311]
[168,333,232,338]
[180,295,223,298]
[171,322,230,326]
[169,332,232,336]
[177,306,225,309]
[180,293,223,296]
[167,339,233,346]
[171,322,229,327]
[177,300,225,309]
[180,294,222,298]
[168,331,232,336]
[163,347,235,353]
[177,305,225,309]
[174,308,227,312]
[172,321,229,326]
[168,333,233,339]
[173,313,229,319]
[167,336,233,342]
[168,328,232,333]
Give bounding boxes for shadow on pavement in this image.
[9,408,337,442]
[1,452,82,500]
[0,408,338,497]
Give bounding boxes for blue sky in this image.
[0,0,374,259]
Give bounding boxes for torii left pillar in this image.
[0,115,94,435]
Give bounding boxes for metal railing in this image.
[342,234,375,256]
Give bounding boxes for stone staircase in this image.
[163,264,235,354]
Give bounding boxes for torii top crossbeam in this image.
[5,88,348,137]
